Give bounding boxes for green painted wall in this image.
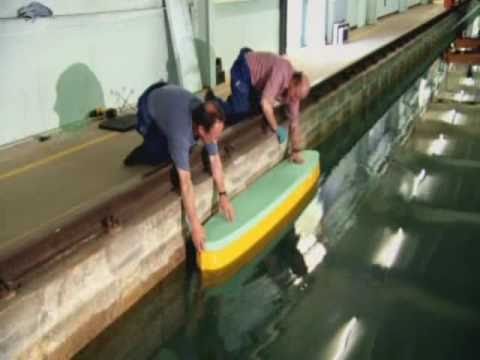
[213,0,280,73]
[0,7,173,146]
[0,0,163,18]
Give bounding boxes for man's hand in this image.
[290,151,304,164]
[219,195,235,222]
[209,153,236,223]
[178,168,205,253]
[191,222,205,252]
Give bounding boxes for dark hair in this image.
[192,101,225,131]
[291,71,304,87]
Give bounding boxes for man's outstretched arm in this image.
[209,153,235,222]
[177,168,205,252]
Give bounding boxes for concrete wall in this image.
[0,0,163,18]
[0,5,173,146]
[213,0,280,72]
[377,0,400,17]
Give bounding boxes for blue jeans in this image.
[124,82,171,166]
[219,48,261,125]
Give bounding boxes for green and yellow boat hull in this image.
[198,150,320,276]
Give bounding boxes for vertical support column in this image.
[366,0,377,25]
[279,0,288,54]
[357,0,368,28]
[399,0,408,13]
[194,0,216,86]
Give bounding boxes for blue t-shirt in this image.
[147,85,202,171]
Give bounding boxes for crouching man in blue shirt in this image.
[124,82,235,252]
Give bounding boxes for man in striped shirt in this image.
[208,48,310,163]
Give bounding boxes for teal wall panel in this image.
[377,0,400,17]
[0,9,173,146]
[0,0,163,18]
[214,0,280,72]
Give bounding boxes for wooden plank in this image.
[445,51,480,64]
[455,37,480,49]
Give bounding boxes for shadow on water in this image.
[54,63,105,131]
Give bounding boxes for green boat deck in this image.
[205,150,319,252]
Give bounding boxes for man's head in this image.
[192,100,226,143]
[287,72,311,103]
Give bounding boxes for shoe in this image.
[124,145,147,166]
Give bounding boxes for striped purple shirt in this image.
[246,52,300,125]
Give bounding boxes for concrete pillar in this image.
[366,0,377,25]
[357,0,368,28]
[192,0,216,86]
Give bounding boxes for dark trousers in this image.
[124,82,171,167]
[218,48,261,125]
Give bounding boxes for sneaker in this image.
[123,145,147,166]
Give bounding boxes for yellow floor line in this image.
[0,132,120,182]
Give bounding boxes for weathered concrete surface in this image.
[0,3,479,360]
[74,266,188,359]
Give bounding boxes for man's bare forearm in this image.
[261,99,278,131]
[290,121,301,150]
[178,170,201,228]
[210,154,226,193]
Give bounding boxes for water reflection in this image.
[373,228,405,269]
[330,317,361,360]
